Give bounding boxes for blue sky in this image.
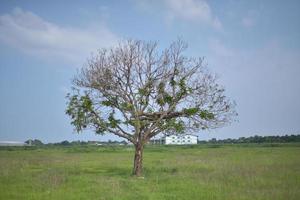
[0,0,299,143]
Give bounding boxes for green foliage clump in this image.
[169,77,176,87]
[101,100,112,106]
[120,102,134,111]
[108,112,121,128]
[163,93,173,104]
[174,78,188,100]
[199,110,215,120]
[138,88,147,96]
[159,118,185,133]
[66,93,107,134]
[66,94,92,132]
[101,96,118,107]
[184,107,199,116]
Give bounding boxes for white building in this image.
[165,134,198,145]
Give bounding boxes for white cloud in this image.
[242,17,255,28]
[209,39,234,58]
[164,0,222,30]
[0,8,118,63]
[241,10,259,28]
[134,0,222,30]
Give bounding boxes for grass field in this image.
[0,144,300,200]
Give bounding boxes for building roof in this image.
[164,134,198,138]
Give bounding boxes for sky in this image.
[0,0,300,143]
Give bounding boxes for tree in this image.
[66,39,236,176]
[60,140,70,146]
[25,139,43,146]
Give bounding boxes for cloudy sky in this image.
[0,0,299,142]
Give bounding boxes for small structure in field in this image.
[150,134,198,145]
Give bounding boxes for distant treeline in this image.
[25,139,128,146]
[24,134,300,146]
[198,134,300,144]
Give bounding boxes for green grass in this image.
[0,144,300,200]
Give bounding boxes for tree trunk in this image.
[132,142,143,176]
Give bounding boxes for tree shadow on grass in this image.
[143,166,179,177]
[82,166,179,178]
[68,166,131,178]
[104,167,132,177]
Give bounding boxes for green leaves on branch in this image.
[101,96,118,107]
[102,98,134,112]
[157,82,165,93]
[156,94,173,106]
[156,98,165,106]
[183,107,199,116]
[163,94,173,104]
[183,107,214,120]
[199,110,215,120]
[156,82,174,106]
[66,93,124,133]
[138,88,148,96]
[138,79,153,105]
[159,118,185,133]
[120,102,134,111]
[101,100,112,106]
[124,119,137,127]
[66,94,94,132]
[155,77,193,107]
[176,78,188,99]
[170,77,176,87]
[169,77,191,103]
[108,112,121,128]
[66,94,107,134]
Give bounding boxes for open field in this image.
[0,144,300,200]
